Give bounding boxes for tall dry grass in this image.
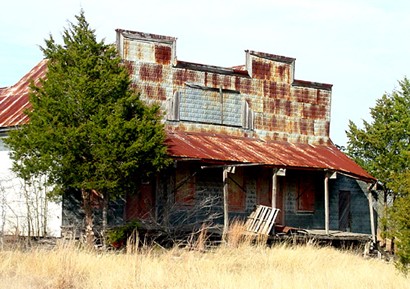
[0,223,408,289]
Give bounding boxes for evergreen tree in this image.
[5,11,170,247]
[346,78,410,273]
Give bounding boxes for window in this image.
[170,83,254,129]
[175,163,196,205]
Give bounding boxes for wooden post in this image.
[368,190,376,243]
[220,86,224,124]
[324,173,330,234]
[222,167,229,243]
[271,169,278,209]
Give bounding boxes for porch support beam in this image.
[222,167,229,243]
[271,168,278,209]
[324,172,330,234]
[368,183,377,243]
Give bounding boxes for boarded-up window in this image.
[175,163,195,205]
[228,168,245,211]
[179,83,242,127]
[296,172,318,212]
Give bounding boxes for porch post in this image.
[271,168,278,209]
[368,189,376,243]
[222,167,229,243]
[324,172,330,234]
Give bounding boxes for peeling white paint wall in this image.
[0,142,62,237]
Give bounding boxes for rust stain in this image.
[211,73,218,87]
[223,75,231,88]
[123,40,129,59]
[283,100,291,116]
[155,45,172,65]
[173,69,186,86]
[240,78,252,94]
[276,65,287,81]
[157,86,166,100]
[140,64,163,82]
[317,90,330,106]
[142,84,166,101]
[300,119,314,135]
[264,82,276,98]
[234,76,241,91]
[123,60,134,75]
[187,70,199,83]
[252,59,271,79]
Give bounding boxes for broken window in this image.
[175,162,196,206]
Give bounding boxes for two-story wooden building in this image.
[0,29,377,241]
[113,30,376,238]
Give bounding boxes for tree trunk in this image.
[81,189,94,249]
[101,192,108,250]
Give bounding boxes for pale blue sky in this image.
[1,0,409,146]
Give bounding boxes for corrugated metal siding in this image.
[117,29,333,144]
[0,59,47,128]
[166,131,374,181]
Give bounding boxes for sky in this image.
[1,0,409,146]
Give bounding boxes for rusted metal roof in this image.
[166,130,375,181]
[0,59,47,129]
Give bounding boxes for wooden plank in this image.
[254,206,268,232]
[261,210,275,234]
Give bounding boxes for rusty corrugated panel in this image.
[166,130,375,181]
[0,59,47,128]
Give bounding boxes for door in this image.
[125,182,155,220]
[256,168,284,225]
[339,190,351,231]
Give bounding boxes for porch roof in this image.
[166,131,375,182]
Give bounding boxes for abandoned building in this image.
[0,29,377,242]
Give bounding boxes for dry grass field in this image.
[0,238,408,289]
